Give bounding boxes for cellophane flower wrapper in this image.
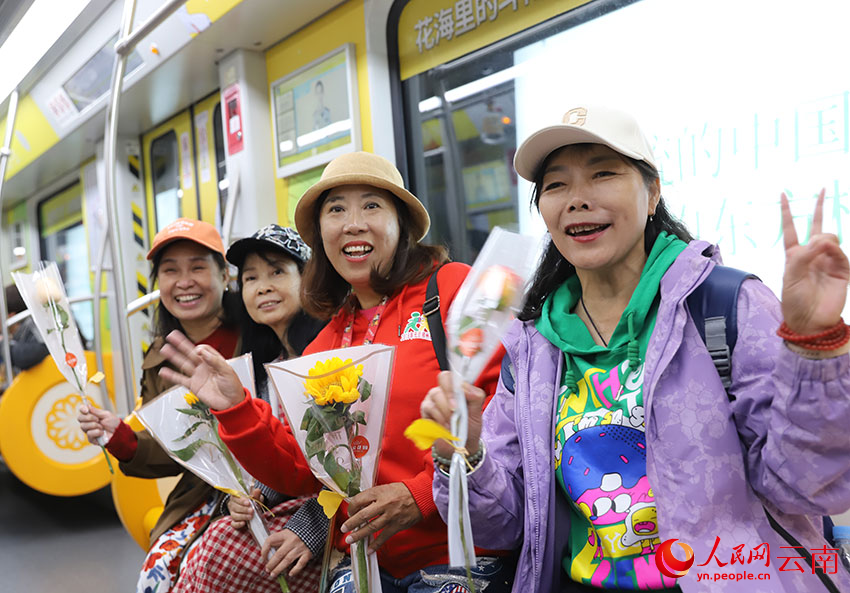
[444,227,538,568]
[135,354,281,582]
[266,344,395,593]
[12,262,107,445]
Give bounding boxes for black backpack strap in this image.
[686,265,758,396]
[424,265,449,371]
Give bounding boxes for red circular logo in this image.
[65,352,77,368]
[655,538,695,579]
[351,435,369,458]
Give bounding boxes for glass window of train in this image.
[150,131,180,233]
[399,0,643,262]
[399,0,850,314]
[213,103,228,222]
[63,33,144,113]
[36,184,94,344]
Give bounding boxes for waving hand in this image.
[158,330,246,411]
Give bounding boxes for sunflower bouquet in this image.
[12,262,113,470]
[406,227,537,579]
[135,354,293,592]
[266,344,395,593]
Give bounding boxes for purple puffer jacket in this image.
[434,240,850,593]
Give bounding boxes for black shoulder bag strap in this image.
[424,265,449,371]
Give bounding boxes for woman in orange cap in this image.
[78,218,241,593]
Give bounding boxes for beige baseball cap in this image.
[513,105,657,182]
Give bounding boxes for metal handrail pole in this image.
[91,209,111,399]
[103,0,140,413]
[114,0,186,57]
[126,290,159,317]
[0,90,20,385]
[220,166,240,247]
[6,291,127,329]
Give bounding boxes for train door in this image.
[37,181,94,344]
[141,94,227,243]
[142,111,200,243]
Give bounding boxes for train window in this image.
[212,103,228,219]
[63,33,144,112]
[150,131,180,233]
[10,220,26,270]
[399,0,850,315]
[37,182,93,344]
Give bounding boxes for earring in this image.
[648,214,655,223]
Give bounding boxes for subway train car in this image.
[1,0,849,590]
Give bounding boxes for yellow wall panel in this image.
[264,0,371,226]
[1,95,60,180]
[185,0,244,25]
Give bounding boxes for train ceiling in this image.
[2,0,345,204]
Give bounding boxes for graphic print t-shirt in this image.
[536,233,688,590]
[555,333,676,589]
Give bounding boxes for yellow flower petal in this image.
[317,490,345,518]
[326,385,343,403]
[404,418,459,450]
[215,486,244,498]
[339,389,359,404]
[184,392,200,406]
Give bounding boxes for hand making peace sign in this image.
[780,189,850,335]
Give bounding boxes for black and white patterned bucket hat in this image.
[226,224,311,268]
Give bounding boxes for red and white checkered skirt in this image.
[173,497,322,593]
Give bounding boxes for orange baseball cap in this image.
[146,218,226,260]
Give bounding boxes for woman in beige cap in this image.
[78,218,242,593]
[156,152,514,592]
[421,106,850,593]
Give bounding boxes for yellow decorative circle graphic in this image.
[46,393,88,451]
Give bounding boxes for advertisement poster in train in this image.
[223,84,244,155]
[270,44,360,178]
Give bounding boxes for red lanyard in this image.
[340,296,388,348]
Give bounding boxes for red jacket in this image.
[214,262,505,577]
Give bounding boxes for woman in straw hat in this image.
[155,151,515,592]
[78,218,242,593]
[420,105,850,593]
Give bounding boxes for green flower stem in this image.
[276,574,290,593]
[458,482,476,593]
[48,299,115,475]
[211,437,249,494]
[355,541,369,593]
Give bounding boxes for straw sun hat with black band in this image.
[293,152,430,248]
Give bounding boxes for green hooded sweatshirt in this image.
[536,231,687,590]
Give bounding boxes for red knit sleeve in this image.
[401,453,438,517]
[105,419,138,461]
[213,392,320,495]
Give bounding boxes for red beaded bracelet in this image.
[777,319,850,351]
